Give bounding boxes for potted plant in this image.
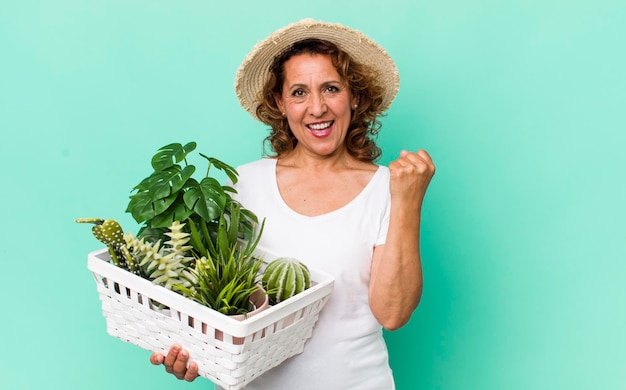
[176,201,269,317]
[78,141,334,389]
[125,142,258,258]
[77,141,267,316]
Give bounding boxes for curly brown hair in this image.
[255,38,386,162]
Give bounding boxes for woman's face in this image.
[275,53,357,158]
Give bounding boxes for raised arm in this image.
[369,149,435,330]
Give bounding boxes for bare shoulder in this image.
[347,161,379,186]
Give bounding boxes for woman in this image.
[151,19,435,389]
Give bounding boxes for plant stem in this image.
[107,245,121,267]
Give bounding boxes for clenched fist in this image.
[388,149,435,209]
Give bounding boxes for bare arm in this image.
[369,150,435,330]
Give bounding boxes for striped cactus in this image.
[262,257,311,304]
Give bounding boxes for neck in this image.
[278,146,357,171]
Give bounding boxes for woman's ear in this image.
[351,94,359,110]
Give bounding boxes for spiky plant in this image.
[123,221,195,291]
[175,202,269,315]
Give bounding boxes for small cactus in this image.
[76,218,128,269]
[92,219,125,247]
[262,257,311,304]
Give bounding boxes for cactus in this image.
[76,218,195,288]
[76,218,128,269]
[262,257,311,304]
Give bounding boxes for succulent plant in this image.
[123,221,196,290]
[77,217,197,287]
[262,257,311,304]
[76,218,128,270]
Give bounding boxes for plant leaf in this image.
[200,154,239,184]
[127,191,180,224]
[149,198,193,228]
[137,226,166,244]
[187,217,207,257]
[183,177,226,222]
[151,142,197,171]
[238,204,258,238]
[228,202,241,248]
[177,142,197,163]
[127,166,195,223]
[148,165,196,200]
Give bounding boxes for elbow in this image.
[377,294,422,331]
[381,317,410,331]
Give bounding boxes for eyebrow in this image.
[286,80,343,90]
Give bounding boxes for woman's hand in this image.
[150,344,200,382]
[388,149,435,208]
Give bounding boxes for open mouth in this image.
[306,121,334,137]
[307,121,333,130]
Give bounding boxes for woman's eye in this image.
[325,85,340,93]
[292,89,305,97]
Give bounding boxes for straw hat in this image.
[235,18,400,121]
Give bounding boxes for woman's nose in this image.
[308,92,327,117]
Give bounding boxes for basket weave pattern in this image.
[88,249,333,390]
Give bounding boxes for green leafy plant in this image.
[125,142,258,258]
[77,141,271,316]
[176,202,272,315]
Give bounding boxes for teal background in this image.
[2,1,625,389]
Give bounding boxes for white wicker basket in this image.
[87,247,334,390]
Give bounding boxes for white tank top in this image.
[224,158,395,390]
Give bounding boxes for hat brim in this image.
[235,18,400,121]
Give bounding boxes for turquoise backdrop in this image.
[2,1,625,389]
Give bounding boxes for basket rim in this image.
[87,247,334,336]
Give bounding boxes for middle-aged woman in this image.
[151,19,436,389]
